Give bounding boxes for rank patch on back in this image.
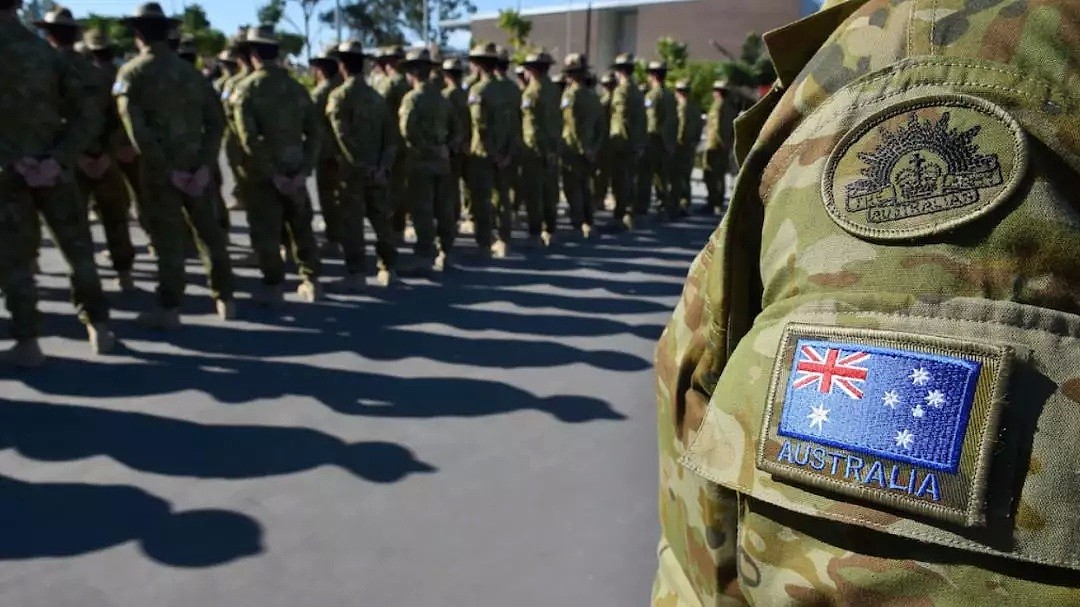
[822,94,1027,241]
[758,323,1013,527]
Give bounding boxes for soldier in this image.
[519,50,561,247]
[326,41,399,290]
[672,78,702,214]
[372,46,410,240]
[490,47,521,257]
[213,49,238,93]
[701,79,730,215]
[593,71,616,211]
[558,53,604,240]
[40,17,138,295]
[232,26,322,304]
[441,57,470,224]
[653,0,1080,605]
[550,72,566,95]
[310,44,344,256]
[176,33,197,64]
[221,31,253,213]
[0,0,116,366]
[638,60,678,220]
[114,2,235,327]
[607,52,645,231]
[463,43,511,259]
[397,49,456,274]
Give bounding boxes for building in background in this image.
[443,0,815,71]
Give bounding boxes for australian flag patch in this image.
[758,323,1013,527]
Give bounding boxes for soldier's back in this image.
[116,49,208,164]
[238,67,312,150]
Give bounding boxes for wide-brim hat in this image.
[712,79,730,91]
[83,29,113,51]
[441,57,464,73]
[217,49,238,63]
[244,25,279,47]
[646,60,668,72]
[563,52,588,73]
[374,45,405,61]
[310,43,339,66]
[522,50,554,68]
[599,71,615,86]
[468,43,499,61]
[335,40,369,58]
[674,78,690,91]
[35,7,78,29]
[610,52,636,68]
[400,49,436,69]
[121,2,181,26]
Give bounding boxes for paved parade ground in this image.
[0,188,715,606]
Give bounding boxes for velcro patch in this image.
[757,323,1012,527]
[821,94,1027,241]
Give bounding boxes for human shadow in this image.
[0,473,262,568]
[0,399,436,483]
[13,352,628,424]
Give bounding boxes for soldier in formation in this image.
[518,51,560,247]
[558,54,603,240]
[639,60,678,221]
[672,78,703,214]
[701,79,731,215]
[310,44,344,256]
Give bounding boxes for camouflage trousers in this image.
[210,161,230,231]
[316,156,342,244]
[449,153,465,222]
[609,148,638,220]
[464,156,495,248]
[520,151,559,235]
[139,165,234,308]
[76,161,136,273]
[592,146,610,210]
[0,170,42,340]
[637,136,676,217]
[406,169,455,260]
[561,154,595,229]
[389,152,408,236]
[493,163,515,244]
[671,145,696,211]
[703,149,728,210]
[243,178,320,286]
[339,174,397,275]
[32,173,110,327]
[224,132,247,211]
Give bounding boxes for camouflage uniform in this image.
[492,58,522,249]
[398,51,456,268]
[220,63,252,211]
[465,44,512,253]
[702,83,729,212]
[608,54,646,226]
[115,39,234,314]
[311,64,344,248]
[326,49,399,281]
[638,63,678,219]
[653,1,1080,605]
[442,59,470,222]
[559,56,604,237]
[519,52,562,242]
[373,48,411,237]
[593,73,615,210]
[233,59,322,293]
[672,82,703,212]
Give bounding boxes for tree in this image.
[710,32,776,87]
[180,4,228,58]
[496,9,531,50]
[656,37,688,71]
[81,13,136,57]
[321,0,475,47]
[257,0,319,59]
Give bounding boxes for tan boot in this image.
[622,214,635,231]
[459,219,475,235]
[490,240,508,259]
[116,271,136,294]
[137,307,181,330]
[540,230,554,247]
[403,225,417,243]
[1,339,45,368]
[581,224,593,240]
[215,299,236,321]
[297,280,322,303]
[433,252,449,272]
[87,323,117,355]
[375,269,397,287]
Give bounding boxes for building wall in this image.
[467,0,803,71]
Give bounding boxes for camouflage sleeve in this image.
[326,90,361,168]
[115,73,165,167]
[235,83,275,177]
[652,212,746,607]
[299,92,321,176]
[399,92,418,150]
[199,77,225,168]
[472,89,496,158]
[54,54,102,166]
[677,103,688,147]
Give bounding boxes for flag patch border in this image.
[757,323,1013,527]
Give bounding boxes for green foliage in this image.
[322,0,476,47]
[258,0,287,27]
[712,32,776,88]
[82,13,136,57]
[181,5,228,57]
[669,61,723,111]
[279,33,307,57]
[497,9,532,50]
[655,37,688,70]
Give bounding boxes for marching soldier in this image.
[0,1,116,366]
[673,78,703,214]
[702,79,729,215]
[398,49,457,274]
[114,2,235,327]
[310,44,344,256]
[491,47,521,257]
[551,72,566,95]
[593,71,616,211]
[519,50,561,247]
[558,54,604,240]
[213,49,238,93]
[372,46,410,240]
[442,58,470,224]
[607,52,645,230]
[463,43,511,259]
[326,41,400,290]
[232,25,322,305]
[638,60,678,220]
[221,31,253,213]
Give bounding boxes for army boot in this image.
[116,271,136,294]
[1,339,45,368]
[433,251,449,272]
[491,240,509,259]
[297,280,322,303]
[137,307,182,330]
[459,219,475,235]
[87,323,117,355]
[581,224,593,240]
[375,269,398,287]
[540,230,554,247]
[215,299,236,321]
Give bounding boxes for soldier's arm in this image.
[399,93,419,150]
[114,73,165,166]
[299,93,321,175]
[235,83,275,177]
[472,90,496,158]
[379,98,399,174]
[326,90,361,168]
[55,55,103,166]
[199,78,226,168]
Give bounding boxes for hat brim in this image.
[121,15,182,26]
[468,53,498,61]
[246,38,280,47]
[400,59,436,68]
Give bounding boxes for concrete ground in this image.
[0,181,717,606]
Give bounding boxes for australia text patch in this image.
[822,94,1027,241]
[757,323,1013,526]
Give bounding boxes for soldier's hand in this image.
[78,154,111,181]
[272,174,297,196]
[188,165,211,197]
[15,157,61,188]
[116,146,138,164]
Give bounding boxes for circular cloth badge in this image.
[822,94,1027,241]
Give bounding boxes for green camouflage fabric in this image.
[640,81,679,217]
[326,74,399,275]
[115,40,233,309]
[313,72,344,244]
[653,0,1080,605]
[221,65,253,207]
[674,93,703,210]
[465,73,511,248]
[560,79,604,231]
[609,76,647,221]
[703,92,729,211]
[400,79,456,260]
[234,63,322,285]
[593,84,614,208]
[520,74,562,236]
[375,70,411,236]
[443,79,470,221]
[491,71,522,242]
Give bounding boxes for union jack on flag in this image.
[792,346,870,399]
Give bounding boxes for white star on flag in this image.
[925,390,946,408]
[807,404,830,432]
[912,404,926,418]
[894,428,916,449]
[882,390,900,409]
[909,367,931,386]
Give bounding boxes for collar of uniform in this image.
[142,41,171,56]
[763,0,870,89]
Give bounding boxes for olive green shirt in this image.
[443,82,470,153]
[467,75,507,159]
[233,64,321,179]
[326,75,397,172]
[560,81,604,158]
[645,83,678,150]
[521,75,562,157]
[677,96,704,151]
[399,79,453,175]
[609,78,646,154]
[312,73,344,161]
